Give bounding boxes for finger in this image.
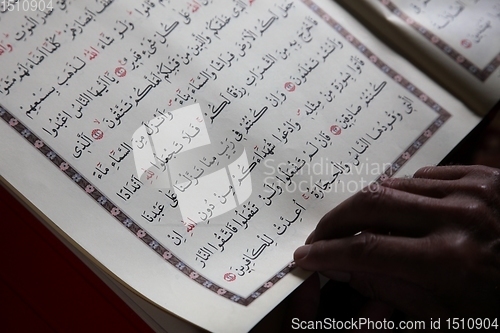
[383,173,498,209]
[414,165,469,180]
[456,166,500,204]
[381,177,453,198]
[294,234,432,285]
[349,273,452,320]
[413,165,498,180]
[310,185,442,242]
[382,173,499,234]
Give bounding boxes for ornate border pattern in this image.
[0,0,452,306]
[378,0,500,82]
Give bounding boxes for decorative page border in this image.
[0,0,451,307]
[378,0,500,81]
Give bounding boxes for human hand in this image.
[294,165,500,319]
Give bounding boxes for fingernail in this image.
[380,178,393,187]
[294,245,311,261]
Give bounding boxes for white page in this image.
[389,0,500,69]
[0,0,480,331]
[337,0,500,115]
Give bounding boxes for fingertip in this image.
[380,177,395,188]
[413,165,437,178]
[294,245,311,262]
[380,176,412,189]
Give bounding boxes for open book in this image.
[0,0,498,332]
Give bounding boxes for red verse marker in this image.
[330,125,341,136]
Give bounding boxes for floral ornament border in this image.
[0,0,451,307]
[0,103,298,306]
[378,0,500,82]
[304,0,451,182]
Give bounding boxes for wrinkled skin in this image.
[293,165,500,321]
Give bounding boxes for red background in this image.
[0,184,154,333]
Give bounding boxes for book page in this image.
[0,0,480,332]
[337,0,500,115]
